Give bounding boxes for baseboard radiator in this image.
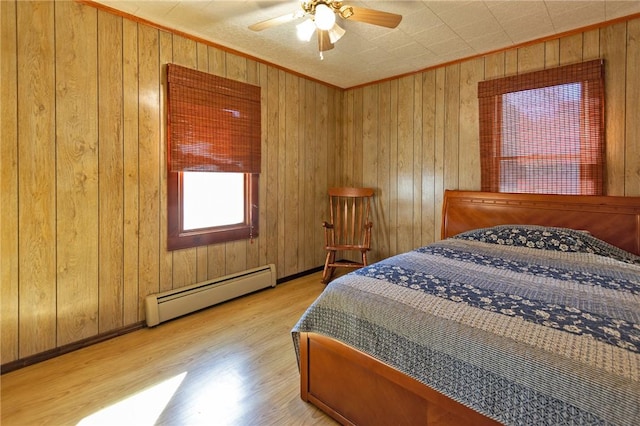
[145,264,276,327]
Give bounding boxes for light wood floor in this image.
[1,272,337,426]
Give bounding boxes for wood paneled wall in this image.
[2,0,638,366]
[344,18,640,264]
[1,0,341,364]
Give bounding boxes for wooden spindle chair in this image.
[321,187,374,284]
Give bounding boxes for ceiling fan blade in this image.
[317,30,334,52]
[249,11,300,31]
[346,6,402,29]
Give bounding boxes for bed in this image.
[292,190,640,425]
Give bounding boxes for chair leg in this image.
[321,251,335,284]
[362,250,368,267]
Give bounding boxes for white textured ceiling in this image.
[91,1,640,88]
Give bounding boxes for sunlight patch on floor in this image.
[77,372,187,426]
[186,365,246,424]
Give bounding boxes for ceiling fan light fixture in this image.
[328,23,345,44]
[296,18,316,41]
[248,1,403,59]
[314,4,336,31]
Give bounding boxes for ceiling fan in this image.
[248,1,402,58]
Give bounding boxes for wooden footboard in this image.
[299,332,500,426]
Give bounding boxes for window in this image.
[478,60,604,195]
[166,64,261,250]
[182,173,244,230]
[167,171,258,250]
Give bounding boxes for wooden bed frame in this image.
[298,190,640,426]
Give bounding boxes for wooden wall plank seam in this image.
[1,0,20,364]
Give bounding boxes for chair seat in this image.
[326,260,365,268]
[324,244,369,251]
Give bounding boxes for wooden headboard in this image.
[441,190,640,256]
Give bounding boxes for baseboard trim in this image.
[276,265,324,284]
[2,267,326,374]
[1,322,145,374]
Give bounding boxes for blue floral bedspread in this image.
[292,225,640,425]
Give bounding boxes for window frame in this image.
[478,59,605,195]
[167,172,259,251]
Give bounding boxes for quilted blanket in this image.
[292,225,640,425]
